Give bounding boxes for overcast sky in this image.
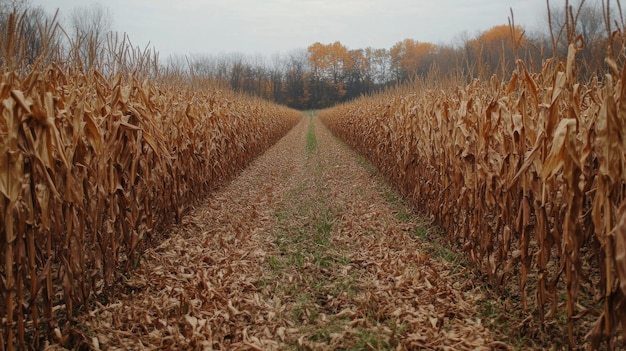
[30,0,548,58]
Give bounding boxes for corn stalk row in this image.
[0,64,301,350]
[320,45,626,349]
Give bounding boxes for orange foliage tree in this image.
[389,39,437,82]
[307,41,356,106]
[468,24,526,78]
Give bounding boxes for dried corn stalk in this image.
[320,45,626,349]
[0,65,300,350]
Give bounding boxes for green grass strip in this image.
[306,112,317,153]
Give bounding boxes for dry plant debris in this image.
[0,65,300,350]
[319,45,626,349]
[61,116,511,350]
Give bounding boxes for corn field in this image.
[320,44,626,349]
[0,63,301,349]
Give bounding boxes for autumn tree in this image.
[466,24,526,79]
[389,39,437,83]
[307,41,354,107]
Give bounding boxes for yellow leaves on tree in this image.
[475,24,526,51]
[468,25,527,77]
[390,39,437,80]
[307,41,357,101]
[308,41,354,84]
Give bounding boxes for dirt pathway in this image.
[74,114,511,350]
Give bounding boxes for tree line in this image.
[180,0,622,110]
[1,0,624,109]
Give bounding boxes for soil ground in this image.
[68,114,518,350]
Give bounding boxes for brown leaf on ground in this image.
[68,115,510,350]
